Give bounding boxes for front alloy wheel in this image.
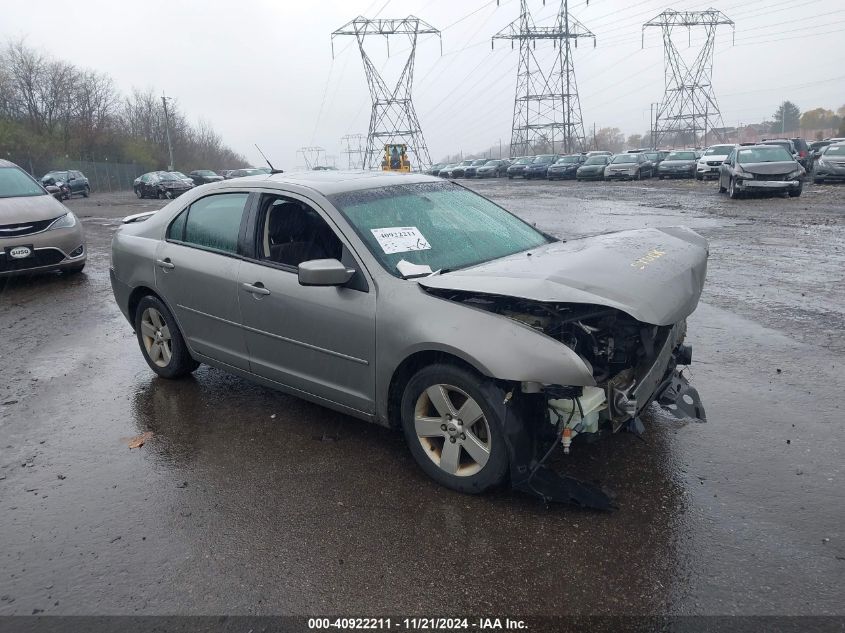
[401,364,509,494]
[414,384,491,477]
[728,177,740,199]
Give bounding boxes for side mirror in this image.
[298,259,355,287]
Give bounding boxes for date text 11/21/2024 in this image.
[307,618,528,630]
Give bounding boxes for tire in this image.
[134,295,199,379]
[658,175,664,180]
[718,179,727,193]
[789,183,803,198]
[728,177,740,199]
[400,363,510,494]
[814,178,824,184]
[157,190,165,200]
[82,186,90,198]
[508,175,513,180]
[634,170,641,181]
[695,173,702,181]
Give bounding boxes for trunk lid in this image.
[419,226,708,326]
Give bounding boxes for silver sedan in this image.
[110,171,708,507]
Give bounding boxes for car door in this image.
[155,191,253,370]
[237,192,377,415]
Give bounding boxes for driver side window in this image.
[257,195,342,268]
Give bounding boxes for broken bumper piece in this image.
[655,370,707,423]
[512,467,615,510]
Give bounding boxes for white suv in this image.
[697,144,738,181]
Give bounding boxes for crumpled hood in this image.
[419,226,709,326]
[0,194,68,224]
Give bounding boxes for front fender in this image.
[377,288,595,420]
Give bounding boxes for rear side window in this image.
[168,192,249,254]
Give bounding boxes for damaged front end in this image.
[425,289,707,509]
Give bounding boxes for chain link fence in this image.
[6,154,147,193]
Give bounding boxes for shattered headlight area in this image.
[425,289,708,509]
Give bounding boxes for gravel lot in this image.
[0,177,843,616]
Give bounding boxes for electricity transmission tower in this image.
[643,9,734,148]
[332,16,441,171]
[341,133,366,170]
[493,0,595,156]
[297,146,325,170]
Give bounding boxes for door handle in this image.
[241,282,270,296]
[156,258,175,270]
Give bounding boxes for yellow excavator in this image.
[381,144,411,172]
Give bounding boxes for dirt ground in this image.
[0,177,843,617]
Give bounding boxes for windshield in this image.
[736,147,793,163]
[42,171,68,181]
[330,181,552,277]
[471,160,486,165]
[645,153,658,161]
[515,157,533,165]
[584,156,607,165]
[158,173,179,181]
[170,172,188,179]
[666,152,696,160]
[611,155,637,164]
[823,145,845,156]
[705,145,735,156]
[484,160,502,166]
[197,170,217,176]
[556,156,580,164]
[1,167,47,199]
[533,155,556,164]
[764,142,792,152]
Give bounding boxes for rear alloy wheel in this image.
[728,177,740,199]
[135,295,199,378]
[401,364,509,494]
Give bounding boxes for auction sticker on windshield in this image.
[371,226,431,254]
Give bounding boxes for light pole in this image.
[161,94,175,172]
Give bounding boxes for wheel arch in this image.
[385,350,488,429]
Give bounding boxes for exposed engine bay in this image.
[425,288,707,508]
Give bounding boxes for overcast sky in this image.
[2,0,844,167]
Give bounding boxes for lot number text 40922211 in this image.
[307,617,528,630]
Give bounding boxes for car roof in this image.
[210,170,439,196]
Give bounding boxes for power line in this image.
[332,16,442,170]
[494,0,596,154]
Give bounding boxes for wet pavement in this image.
[0,179,843,616]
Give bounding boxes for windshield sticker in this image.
[371,226,431,254]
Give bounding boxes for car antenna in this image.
[255,144,284,174]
